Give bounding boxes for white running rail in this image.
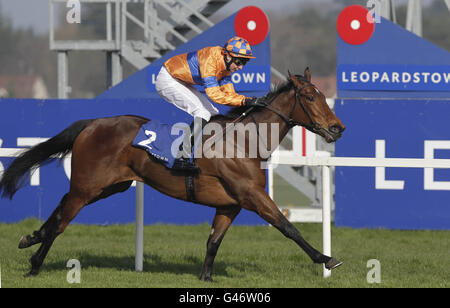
[269,152,450,278]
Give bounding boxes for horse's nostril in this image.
[329,125,342,134]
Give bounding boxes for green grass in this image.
[0,219,449,288]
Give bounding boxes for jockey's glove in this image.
[243,97,259,107]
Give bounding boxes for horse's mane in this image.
[210,74,308,122]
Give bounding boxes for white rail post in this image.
[322,165,332,278]
[135,182,144,272]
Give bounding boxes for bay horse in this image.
[0,68,345,280]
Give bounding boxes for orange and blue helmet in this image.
[223,36,256,59]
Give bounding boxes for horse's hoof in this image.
[24,269,39,278]
[199,275,214,282]
[18,235,31,249]
[325,258,343,270]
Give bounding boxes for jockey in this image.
[155,36,259,172]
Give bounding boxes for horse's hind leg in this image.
[23,181,133,276]
[25,193,85,277]
[19,194,69,250]
[199,206,241,282]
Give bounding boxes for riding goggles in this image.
[231,56,250,66]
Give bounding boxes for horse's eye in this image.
[307,95,314,102]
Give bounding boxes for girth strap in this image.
[185,175,196,202]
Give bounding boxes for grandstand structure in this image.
[50,0,232,97]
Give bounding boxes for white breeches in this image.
[155,66,219,121]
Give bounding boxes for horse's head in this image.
[288,68,345,143]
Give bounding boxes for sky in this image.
[0,0,50,34]
[0,0,320,34]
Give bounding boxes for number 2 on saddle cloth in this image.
[132,119,201,169]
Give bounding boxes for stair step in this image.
[121,44,151,70]
[173,0,230,37]
[119,0,232,71]
[200,0,231,17]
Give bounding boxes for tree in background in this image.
[0,4,56,97]
[422,0,450,51]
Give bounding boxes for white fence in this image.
[268,152,450,277]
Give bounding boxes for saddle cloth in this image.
[132,120,187,169]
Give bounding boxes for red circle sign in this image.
[234,6,269,45]
[337,5,375,45]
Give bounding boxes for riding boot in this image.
[172,117,207,173]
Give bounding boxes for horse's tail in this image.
[0,119,92,199]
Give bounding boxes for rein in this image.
[252,80,323,133]
[208,78,325,147]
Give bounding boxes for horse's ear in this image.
[304,67,311,82]
[287,70,294,81]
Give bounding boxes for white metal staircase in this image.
[119,0,232,69]
[50,0,231,96]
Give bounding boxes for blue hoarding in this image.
[337,64,450,92]
[336,11,450,229]
[337,17,450,99]
[334,99,450,230]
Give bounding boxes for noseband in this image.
[254,79,323,132]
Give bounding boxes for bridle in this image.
[252,78,323,133]
[213,77,330,150]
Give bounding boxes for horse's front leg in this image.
[242,186,342,270]
[200,206,241,282]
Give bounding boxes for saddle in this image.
[132,119,200,202]
[132,120,183,169]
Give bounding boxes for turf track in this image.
[0,219,449,288]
